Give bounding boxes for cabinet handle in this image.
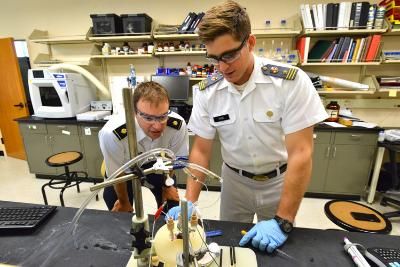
[325,146,331,158]
[49,136,53,144]
[350,134,361,139]
[332,147,337,158]
[57,125,67,129]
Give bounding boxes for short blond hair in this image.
[133,81,169,111]
[198,0,251,43]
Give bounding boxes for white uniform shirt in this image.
[99,112,189,176]
[188,55,328,174]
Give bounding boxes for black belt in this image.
[226,163,287,181]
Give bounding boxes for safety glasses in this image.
[205,37,248,65]
[136,109,170,123]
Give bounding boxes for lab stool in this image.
[324,200,392,234]
[41,151,99,207]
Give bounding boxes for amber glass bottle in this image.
[325,101,340,122]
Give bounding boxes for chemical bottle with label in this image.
[325,101,340,122]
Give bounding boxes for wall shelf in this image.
[253,29,301,38]
[316,76,376,95]
[303,28,387,37]
[301,62,381,66]
[154,51,206,56]
[91,54,153,59]
[88,35,152,42]
[33,53,91,66]
[382,60,400,64]
[29,29,90,44]
[153,34,199,40]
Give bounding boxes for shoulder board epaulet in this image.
[167,117,183,130]
[197,73,224,91]
[113,124,127,140]
[261,64,298,80]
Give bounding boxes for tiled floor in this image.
[0,156,399,235]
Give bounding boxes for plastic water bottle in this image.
[128,64,137,88]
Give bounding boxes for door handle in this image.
[332,147,337,158]
[13,102,24,108]
[325,146,331,158]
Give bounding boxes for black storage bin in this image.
[120,13,152,34]
[90,14,123,35]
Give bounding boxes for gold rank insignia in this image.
[113,124,128,140]
[167,117,182,130]
[266,110,274,117]
[197,72,224,91]
[261,64,298,80]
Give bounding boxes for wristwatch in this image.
[274,215,293,234]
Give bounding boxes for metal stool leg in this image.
[59,186,67,207]
[94,180,99,201]
[41,184,49,205]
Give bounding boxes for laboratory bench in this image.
[16,116,382,198]
[0,200,399,267]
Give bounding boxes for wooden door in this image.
[0,38,30,159]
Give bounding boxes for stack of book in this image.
[297,34,381,63]
[300,2,386,30]
[376,76,400,89]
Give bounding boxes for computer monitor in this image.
[150,75,189,101]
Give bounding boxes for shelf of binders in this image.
[29,29,91,44]
[154,51,206,56]
[298,35,383,65]
[316,76,376,94]
[91,54,153,59]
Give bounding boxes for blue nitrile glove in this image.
[165,201,193,222]
[239,219,288,253]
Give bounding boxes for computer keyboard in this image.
[0,205,56,231]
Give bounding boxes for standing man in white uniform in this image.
[99,81,189,213]
[167,1,328,253]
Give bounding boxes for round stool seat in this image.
[46,151,83,167]
[324,200,392,234]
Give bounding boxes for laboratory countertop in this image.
[15,116,108,125]
[15,116,383,132]
[0,200,399,267]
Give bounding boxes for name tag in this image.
[213,114,230,122]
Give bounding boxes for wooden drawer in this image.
[19,123,47,135]
[313,131,332,144]
[47,124,78,135]
[334,132,378,146]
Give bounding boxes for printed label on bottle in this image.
[327,109,339,118]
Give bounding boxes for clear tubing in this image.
[177,161,222,184]
[40,148,175,267]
